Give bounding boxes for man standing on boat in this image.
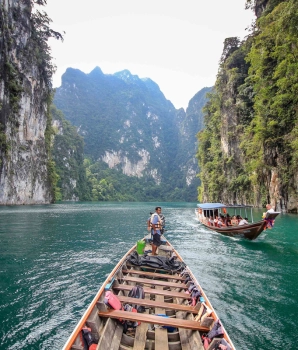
[264,203,275,229]
[150,206,162,256]
[266,204,275,213]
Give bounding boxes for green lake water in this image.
[0,202,297,349]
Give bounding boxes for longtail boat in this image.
[195,203,280,240]
[62,236,236,350]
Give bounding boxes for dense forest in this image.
[197,0,298,212]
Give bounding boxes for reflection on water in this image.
[0,202,297,349]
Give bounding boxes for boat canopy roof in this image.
[197,203,253,209]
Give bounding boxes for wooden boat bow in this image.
[62,236,236,350]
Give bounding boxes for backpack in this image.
[123,304,139,330]
[127,285,145,313]
[207,319,224,339]
[81,327,97,350]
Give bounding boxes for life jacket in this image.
[150,213,162,230]
[104,291,122,310]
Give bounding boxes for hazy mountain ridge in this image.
[53,67,211,200]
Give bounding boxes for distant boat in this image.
[195,203,280,240]
[62,236,236,350]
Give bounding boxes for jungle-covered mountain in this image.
[53,68,211,201]
[197,0,298,212]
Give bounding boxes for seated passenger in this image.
[218,216,225,227]
[236,215,241,224]
[214,216,218,227]
[226,214,231,226]
[239,217,249,226]
[209,216,214,226]
[231,215,238,226]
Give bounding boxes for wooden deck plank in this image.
[132,294,150,350]
[113,284,190,300]
[96,318,116,350]
[117,296,199,314]
[186,314,205,350]
[122,269,185,281]
[176,311,191,350]
[97,310,210,332]
[155,286,169,350]
[109,323,124,350]
[132,322,148,350]
[123,275,187,288]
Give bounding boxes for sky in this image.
[45,0,255,110]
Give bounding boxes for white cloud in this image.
[46,0,255,110]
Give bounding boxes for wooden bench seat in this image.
[126,264,181,275]
[113,284,190,300]
[117,296,200,314]
[98,310,210,332]
[122,269,185,281]
[122,275,187,288]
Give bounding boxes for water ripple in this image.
[0,203,297,349]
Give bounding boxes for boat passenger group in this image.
[197,204,275,230]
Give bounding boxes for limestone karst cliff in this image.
[197,0,298,212]
[54,67,210,201]
[0,0,60,204]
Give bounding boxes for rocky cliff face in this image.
[175,87,212,186]
[54,68,178,186]
[0,0,53,204]
[54,67,211,199]
[198,1,298,213]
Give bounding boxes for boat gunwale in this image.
[196,203,254,210]
[62,243,137,350]
[166,239,236,350]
